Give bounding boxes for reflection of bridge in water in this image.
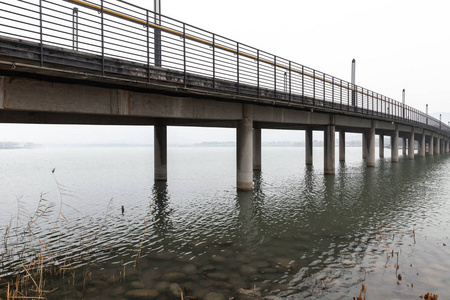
[1,0,449,190]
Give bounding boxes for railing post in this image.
[289,61,292,101]
[323,73,325,105]
[183,23,186,85]
[146,10,150,82]
[331,77,334,109]
[72,7,79,51]
[257,49,260,98]
[39,0,43,67]
[301,65,304,102]
[274,55,276,100]
[237,42,240,94]
[213,34,216,90]
[313,69,315,105]
[340,79,342,110]
[100,0,104,76]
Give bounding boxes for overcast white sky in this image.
[1,0,449,144]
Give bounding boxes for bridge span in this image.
[1,0,449,190]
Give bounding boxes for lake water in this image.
[0,146,449,299]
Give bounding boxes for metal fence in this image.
[0,0,448,134]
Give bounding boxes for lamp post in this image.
[426,104,428,125]
[351,59,356,107]
[402,89,405,119]
[154,0,161,67]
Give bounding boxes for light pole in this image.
[154,0,161,67]
[402,89,405,119]
[426,104,428,125]
[351,59,356,107]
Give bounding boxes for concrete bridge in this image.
[1,0,449,190]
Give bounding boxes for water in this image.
[0,146,449,299]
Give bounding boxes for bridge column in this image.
[408,129,415,159]
[154,125,167,181]
[436,137,440,155]
[305,128,313,165]
[324,125,335,175]
[379,134,384,158]
[366,124,376,167]
[253,128,261,170]
[419,133,426,157]
[237,117,253,191]
[429,135,434,156]
[402,137,407,156]
[391,127,399,162]
[339,130,345,161]
[362,134,367,159]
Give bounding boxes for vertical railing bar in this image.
[347,82,350,112]
[183,23,186,86]
[237,42,240,95]
[274,55,276,100]
[340,79,342,110]
[72,7,78,50]
[101,0,105,76]
[39,0,43,67]
[257,49,260,98]
[323,73,325,106]
[301,65,304,103]
[213,34,216,90]
[289,61,292,101]
[146,9,150,82]
[331,77,334,109]
[313,70,315,106]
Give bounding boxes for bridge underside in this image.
[1,39,449,190]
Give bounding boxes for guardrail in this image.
[0,0,448,134]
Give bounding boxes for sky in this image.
[1,0,449,145]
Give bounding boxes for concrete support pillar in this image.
[447,140,450,153]
[402,138,407,156]
[324,125,335,175]
[154,125,167,181]
[379,134,384,158]
[305,128,313,165]
[436,137,441,155]
[419,134,426,157]
[408,129,415,159]
[366,124,376,167]
[362,133,367,159]
[339,130,345,161]
[253,128,261,170]
[237,118,253,191]
[391,127,399,163]
[429,135,434,156]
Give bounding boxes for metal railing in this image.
[0,0,448,134]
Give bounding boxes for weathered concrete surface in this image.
[154,125,167,181]
[324,124,335,175]
[366,124,376,167]
[305,128,313,165]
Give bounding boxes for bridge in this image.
[1,0,449,190]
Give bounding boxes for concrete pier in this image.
[366,125,376,167]
[362,134,367,159]
[391,128,399,162]
[154,125,167,181]
[339,131,345,161]
[305,128,313,165]
[237,118,253,191]
[430,136,434,156]
[408,130,415,159]
[402,138,407,156]
[324,125,335,175]
[379,134,384,158]
[253,128,261,170]
[436,137,441,155]
[419,134,426,157]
